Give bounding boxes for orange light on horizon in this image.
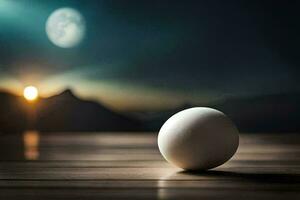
[23,131,40,160]
[23,86,39,101]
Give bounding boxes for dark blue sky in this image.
[0,0,299,110]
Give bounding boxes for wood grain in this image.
[0,132,299,199]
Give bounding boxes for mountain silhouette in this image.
[0,89,142,133]
[0,91,27,133]
[137,93,300,132]
[0,89,300,133]
[213,93,300,132]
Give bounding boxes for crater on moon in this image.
[46,7,86,48]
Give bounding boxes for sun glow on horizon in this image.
[23,86,39,101]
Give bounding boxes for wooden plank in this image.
[0,132,299,199]
[0,188,298,200]
[0,179,299,189]
[0,165,299,180]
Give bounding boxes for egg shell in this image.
[158,107,239,170]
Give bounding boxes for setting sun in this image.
[23,86,39,101]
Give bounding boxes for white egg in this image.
[158,107,239,170]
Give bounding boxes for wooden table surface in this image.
[0,132,299,199]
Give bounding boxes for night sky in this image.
[0,0,300,111]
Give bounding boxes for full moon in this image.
[46,8,86,48]
[24,86,39,101]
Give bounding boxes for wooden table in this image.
[0,132,299,199]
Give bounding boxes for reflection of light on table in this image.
[157,168,180,200]
[23,131,40,160]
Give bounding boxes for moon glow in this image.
[46,8,86,48]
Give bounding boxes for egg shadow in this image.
[178,169,300,184]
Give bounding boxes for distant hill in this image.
[135,93,300,132]
[213,93,300,132]
[0,89,142,133]
[35,89,143,132]
[0,89,300,133]
[0,91,27,133]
